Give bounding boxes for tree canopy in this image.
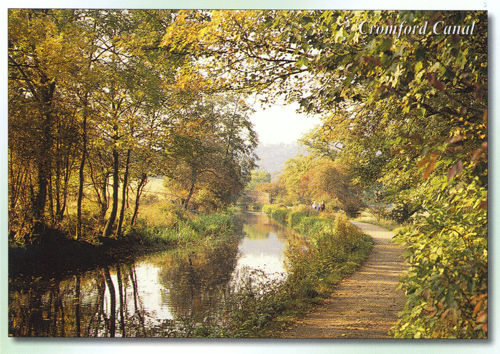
[8,9,258,242]
[161,10,487,338]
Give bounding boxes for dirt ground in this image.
[279,221,407,339]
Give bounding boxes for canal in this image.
[8,212,296,337]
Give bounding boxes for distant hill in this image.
[254,142,306,178]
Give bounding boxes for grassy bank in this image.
[127,211,235,248]
[182,205,373,338]
[9,211,236,280]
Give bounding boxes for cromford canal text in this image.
[358,21,476,37]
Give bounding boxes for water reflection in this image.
[9,212,295,337]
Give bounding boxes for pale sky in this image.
[250,102,321,145]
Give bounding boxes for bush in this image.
[289,212,306,227]
[390,179,487,339]
[262,204,275,215]
[271,208,290,225]
[283,214,372,307]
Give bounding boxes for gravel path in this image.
[279,221,407,339]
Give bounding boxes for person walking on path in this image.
[279,221,407,338]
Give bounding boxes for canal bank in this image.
[8,212,294,337]
[9,212,373,338]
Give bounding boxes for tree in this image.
[9,10,195,241]
[245,170,271,190]
[277,154,316,205]
[255,181,285,203]
[162,10,487,196]
[309,160,365,217]
[9,9,94,238]
[163,93,257,211]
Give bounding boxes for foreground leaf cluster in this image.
[391,178,487,338]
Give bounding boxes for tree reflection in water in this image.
[9,239,242,336]
[9,213,294,337]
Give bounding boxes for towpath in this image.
[279,221,407,338]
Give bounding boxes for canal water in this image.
[8,212,296,337]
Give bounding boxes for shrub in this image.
[188,213,234,237]
[391,179,487,339]
[285,213,372,296]
[262,204,275,215]
[271,208,290,225]
[289,212,306,227]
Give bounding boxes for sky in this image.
[250,102,322,145]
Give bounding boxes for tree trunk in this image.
[102,147,119,238]
[76,102,88,240]
[91,166,110,223]
[116,148,131,237]
[182,178,196,211]
[32,79,56,235]
[130,172,147,226]
[54,144,61,222]
[58,140,72,222]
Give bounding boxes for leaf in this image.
[476,311,487,323]
[417,155,430,169]
[434,79,445,91]
[473,300,483,315]
[423,155,437,179]
[296,57,308,68]
[415,61,423,73]
[334,28,344,43]
[447,164,457,181]
[427,73,445,91]
[447,160,463,181]
[440,308,451,321]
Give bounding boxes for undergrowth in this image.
[127,211,235,248]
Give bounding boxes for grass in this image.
[124,209,236,250]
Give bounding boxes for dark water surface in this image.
[9,212,294,337]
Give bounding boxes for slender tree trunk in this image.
[58,140,72,221]
[54,145,61,222]
[48,170,54,221]
[32,78,56,235]
[102,146,119,238]
[116,148,131,237]
[182,172,197,211]
[76,101,88,240]
[99,172,109,221]
[89,162,110,224]
[130,173,147,226]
